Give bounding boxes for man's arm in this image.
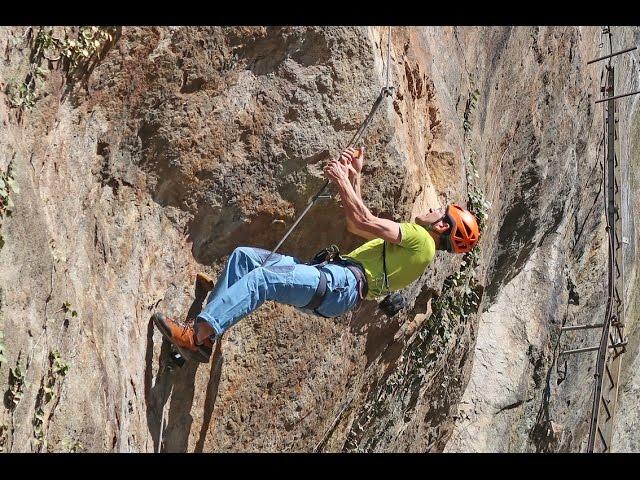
[344,169,379,240]
[325,157,402,245]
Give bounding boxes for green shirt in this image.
[344,223,436,300]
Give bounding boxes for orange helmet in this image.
[444,204,480,253]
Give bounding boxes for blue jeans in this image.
[196,247,360,337]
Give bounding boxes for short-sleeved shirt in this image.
[344,223,436,300]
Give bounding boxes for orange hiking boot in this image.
[152,313,213,363]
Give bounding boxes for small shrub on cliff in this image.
[0,166,19,216]
[5,65,48,112]
[6,81,37,110]
[61,301,78,320]
[33,26,116,74]
[6,360,25,410]
[62,438,84,453]
[50,349,69,377]
[59,27,114,69]
[0,331,6,366]
[0,165,19,251]
[0,422,7,452]
[34,28,55,57]
[31,349,70,451]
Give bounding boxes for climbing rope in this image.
[262,26,394,267]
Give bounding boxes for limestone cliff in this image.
[0,26,637,452]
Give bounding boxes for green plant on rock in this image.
[50,349,69,377]
[4,29,52,112]
[61,301,78,319]
[32,402,46,451]
[0,165,19,217]
[35,375,56,412]
[34,28,55,58]
[5,62,48,112]
[33,406,45,429]
[0,330,6,367]
[0,165,19,251]
[32,424,46,450]
[34,26,116,73]
[33,66,48,81]
[32,349,69,450]
[466,150,490,230]
[0,422,7,452]
[7,360,25,410]
[463,88,480,133]
[62,438,84,453]
[6,81,37,110]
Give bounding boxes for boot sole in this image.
[152,312,211,363]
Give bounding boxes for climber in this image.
[152,147,480,361]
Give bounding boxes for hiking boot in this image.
[152,312,213,362]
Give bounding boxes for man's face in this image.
[422,207,448,230]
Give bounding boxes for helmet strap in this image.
[442,232,453,252]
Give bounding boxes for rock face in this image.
[0,26,638,452]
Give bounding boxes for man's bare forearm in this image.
[345,172,363,231]
[351,172,362,200]
[335,175,372,228]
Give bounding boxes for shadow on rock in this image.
[145,328,198,453]
[143,318,173,453]
[194,340,225,453]
[349,301,404,369]
[144,278,221,452]
[162,360,199,452]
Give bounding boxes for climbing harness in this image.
[261,26,395,267]
[303,244,368,316]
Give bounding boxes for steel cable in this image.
[262,27,394,266]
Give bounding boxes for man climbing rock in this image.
[152,147,480,361]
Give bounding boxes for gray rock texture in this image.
[0,26,638,452]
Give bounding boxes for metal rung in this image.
[562,323,604,331]
[595,89,640,103]
[561,346,600,355]
[561,343,625,356]
[587,46,638,64]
